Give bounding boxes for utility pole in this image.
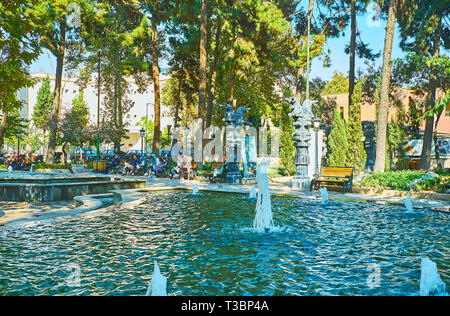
[305,1,313,100]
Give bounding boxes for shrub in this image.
[359,170,449,192]
[360,170,426,191]
[33,163,71,169]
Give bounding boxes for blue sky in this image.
[29,5,408,82]
[309,8,407,81]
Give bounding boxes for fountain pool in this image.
[0,190,448,295]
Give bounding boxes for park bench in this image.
[202,162,225,182]
[311,166,354,193]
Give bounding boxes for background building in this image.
[20,73,173,153]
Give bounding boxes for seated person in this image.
[171,155,184,179]
[183,155,192,179]
[148,154,160,175]
[24,155,32,169]
[130,154,139,175]
[136,154,147,174]
[105,154,121,174]
[212,163,224,183]
[16,155,26,170]
[5,153,15,169]
[153,157,167,176]
[212,157,227,182]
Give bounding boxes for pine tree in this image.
[346,80,367,173]
[32,76,53,136]
[327,108,348,167]
[279,100,295,176]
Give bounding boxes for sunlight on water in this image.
[0,190,448,296]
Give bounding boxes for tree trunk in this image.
[206,16,222,129]
[229,61,238,108]
[419,11,442,170]
[0,110,8,154]
[174,72,182,126]
[348,0,356,107]
[46,21,66,164]
[373,0,396,172]
[432,106,444,169]
[198,0,208,127]
[151,21,161,156]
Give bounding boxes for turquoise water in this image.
[0,190,448,296]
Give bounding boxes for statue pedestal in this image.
[292,177,311,191]
[226,144,242,184]
[226,170,243,185]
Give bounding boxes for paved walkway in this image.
[0,200,76,226]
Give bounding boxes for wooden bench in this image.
[202,162,225,182]
[311,166,354,193]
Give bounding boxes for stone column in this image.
[220,104,248,185]
[289,98,314,191]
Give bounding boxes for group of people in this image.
[170,154,227,182]
[104,152,169,176]
[5,153,34,170]
[103,150,228,182]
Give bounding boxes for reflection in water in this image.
[0,191,448,296]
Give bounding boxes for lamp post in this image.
[140,128,145,154]
[145,102,151,153]
[96,50,101,162]
[16,131,21,157]
[313,118,321,178]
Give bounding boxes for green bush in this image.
[359,170,448,192]
[33,163,71,169]
[360,170,426,191]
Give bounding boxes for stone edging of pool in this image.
[113,181,450,213]
[2,181,448,226]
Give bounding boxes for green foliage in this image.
[278,98,295,176]
[322,71,349,95]
[33,163,72,170]
[60,92,90,147]
[0,0,41,111]
[32,76,53,132]
[346,80,367,173]
[70,92,89,129]
[360,171,425,191]
[327,109,348,167]
[360,170,448,192]
[160,127,172,148]
[387,123,408,170]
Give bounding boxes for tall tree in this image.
[198,0,208,126]
[374,0,398,172]
[397,0,449,169]
[327,108,348,167]
[32,75,53,138]
[346,79,367,173]
[141,0,172,155]
[348,0,357,106]
[28,0,98,163]
[0,0,42,153]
